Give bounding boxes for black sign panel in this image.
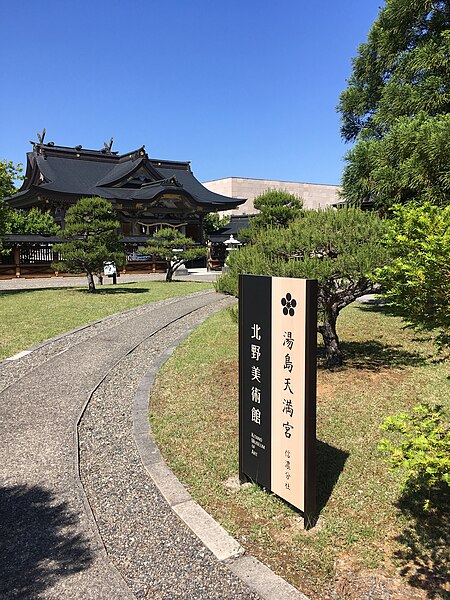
[239,274,272,489]
[239,274,317,524]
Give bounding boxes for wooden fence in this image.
[0,240,167,279]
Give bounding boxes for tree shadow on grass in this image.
[393,487,450,599]
[0,484,94,598]
[0,285,150,298]
[73,287,149,295]
[316,440,349,515]
[317,340,426,371]
[356,301,392,315]
[341,340,426,369]
[0,289,73,298]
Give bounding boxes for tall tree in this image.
[338,1,450,210]
[53,197,124,293]
[203,212,230,236]
[141,227,206,282]
[0,160,22,200]
[217,208,389,367]
[0,160,23,253]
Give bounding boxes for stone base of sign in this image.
[225,474,252,493]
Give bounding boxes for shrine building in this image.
[7,138,245,242]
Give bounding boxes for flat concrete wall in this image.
[203,177,341,215]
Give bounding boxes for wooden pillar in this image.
[14,245,21,278]
[52,248,59,276]
[199,213,205,243]
[207,241,212,272]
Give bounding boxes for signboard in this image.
[103,261,117,276]
[239,274,317,525]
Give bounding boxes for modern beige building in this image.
[202,177,341,215]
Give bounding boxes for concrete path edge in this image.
[133,322,309,600]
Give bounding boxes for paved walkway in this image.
[0,291,304,599]
[0,269,218,291]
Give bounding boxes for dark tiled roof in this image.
[208,215,251,242]
[3,234,65,243]
[7,143,246,210]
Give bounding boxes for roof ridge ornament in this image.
[37,129,46,145]
[34,128,47,158]
[130,145,147,161]
[102,137,114,154]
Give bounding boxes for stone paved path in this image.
[0,270,218,291]
[0,291,260,599]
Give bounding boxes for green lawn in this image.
[0,281,212,359]
[150,303,449,599]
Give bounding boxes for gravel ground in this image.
[79,298,260,599]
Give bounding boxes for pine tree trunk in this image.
[318,315,343,368]
[166,259,183,282]
[86,271,96,293]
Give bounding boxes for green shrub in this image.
[379,403,450,511]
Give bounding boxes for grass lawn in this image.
[0,281,212,360]
[150,302,449,599]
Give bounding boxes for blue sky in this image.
[1,1,380,186]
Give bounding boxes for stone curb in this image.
[133,324,309,600]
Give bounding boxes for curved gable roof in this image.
[7,142,246,210]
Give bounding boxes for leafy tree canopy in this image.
[376,202,450,347]
[7,207,61,235]
[0,160,23,253]
[338,0,450,209]
[53,197,124,293]
[203,212,230,236]
[0,159,22,200]
[142,227,206,282]
[217,208,389,367]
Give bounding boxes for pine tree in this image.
[53,197,124,293]
[239,190,303,242]
[217,208,389,367]
[339,1,450,210]
[142,227,206,282]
